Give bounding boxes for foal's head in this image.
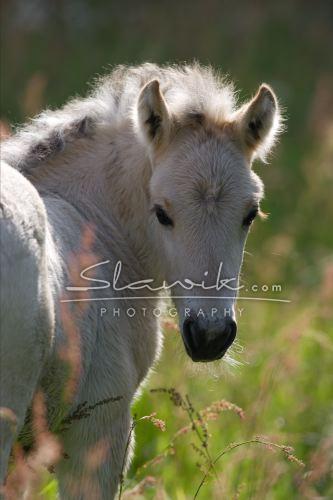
[137,78,281,362]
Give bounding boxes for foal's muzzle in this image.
[182,317,237,362]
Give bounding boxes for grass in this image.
[125,292,333,499]
[24,280,331,499]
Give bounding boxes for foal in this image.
[0,64,281,498]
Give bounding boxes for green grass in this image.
[125,296,333,499]
[33,286,333,499]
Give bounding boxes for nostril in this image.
[224,319,237,350]
[183,317,195,334]
[183,317,198,352]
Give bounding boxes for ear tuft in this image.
[145,106,162,139]
[246,85,277,142]
[236,84,283,162]
[137,79,171,147]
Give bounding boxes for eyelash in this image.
[243,208,259,227]
[154,205,174,227]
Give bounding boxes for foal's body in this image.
[0,64,281,498]
[1,160,161,497]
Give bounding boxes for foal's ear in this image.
[137,80,171,149]
[235,84,282,161]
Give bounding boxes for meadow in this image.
[1,1,332,498]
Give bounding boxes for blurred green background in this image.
[1,1,333,498]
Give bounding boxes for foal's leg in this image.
[56,406,133,500]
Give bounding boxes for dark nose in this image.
[182,317,237,362]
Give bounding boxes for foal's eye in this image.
[243,207,259,227]
[154,205,174,227]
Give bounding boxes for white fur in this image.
[0,63,281,498]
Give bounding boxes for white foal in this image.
[0,63,282,498]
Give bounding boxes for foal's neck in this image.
[28,117,156,279]
[103,125,154,266]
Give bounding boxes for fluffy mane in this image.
[1,63,236,172]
